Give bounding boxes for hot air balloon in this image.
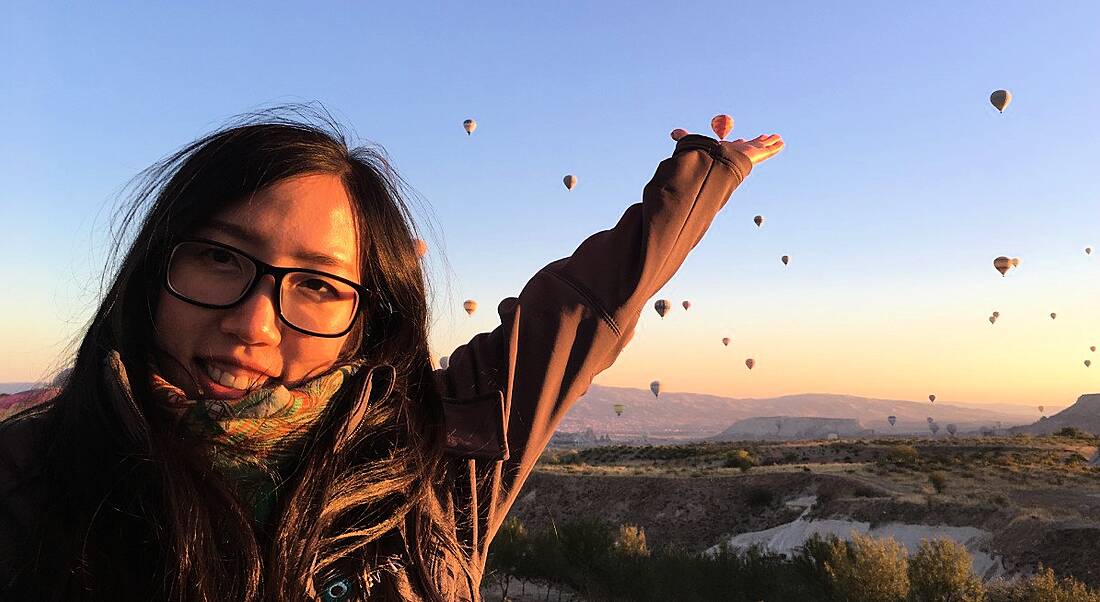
[1011,257,1020,268]
[754,215,764,227]
[654,299,671,318]
[563,175,577,191]
[992,311,1000,319]
[721,337,731,347]
[670,128,689,141]
[414,238,428,258]
[1050,313,1057,320]
[993,256,1012,276]
[745,358,755,370]
[989,316,997,325]
[927,417,934,424]
[929,394,936,403]
[462,119,477,135]
[650,380,661,398]
[1087,247,1093,256]
[781,255,790,266]
[990,90,1012,113]
[613,404,625,417]
[930,422,940,435]
[1091,346,1096,352]
[463,300,477,315]
[682,300,691,311]
[947,424,958,436]
[440,355,450,370]
[710,114,734,140]
[1086,360,1092,368]
[888,415,897,427]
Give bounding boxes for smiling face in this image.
[153,173,362,400]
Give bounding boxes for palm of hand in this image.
[723,134,784,165]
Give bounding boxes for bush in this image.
[1054,426,1090,438]
[614,524,650,558]
[908,539,984,602]
[986,566,1100,602]
[882,445,921,467]
[723,449,756,471]
[822,532,910,602]
[930,471,948,494]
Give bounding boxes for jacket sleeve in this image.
[432,134,753,570]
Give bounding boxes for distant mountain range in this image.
[0,383,39,395]
[561,384,1048,439]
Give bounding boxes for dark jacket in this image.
[0,135,752,600]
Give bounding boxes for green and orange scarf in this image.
[149,359,366,523]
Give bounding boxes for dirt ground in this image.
[502,435,1100,587]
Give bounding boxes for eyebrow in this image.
[202,219,351,270]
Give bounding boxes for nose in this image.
[220,274,282,346]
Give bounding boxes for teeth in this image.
[202,361,254,391]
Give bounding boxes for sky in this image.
[2,2,1099,409]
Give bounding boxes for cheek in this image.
[153,292,207,356]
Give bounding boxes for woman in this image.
[0,106,782,600]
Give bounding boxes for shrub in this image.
[613,524,650,558]
[822,532,910,602]
[908,538,984,602]
[930,472,948,494]
[986,566,1100,602]
[723,449,756,471]
[1054,426,1088,438]
[882,445,921,467]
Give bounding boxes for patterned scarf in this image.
[149,358,366,523]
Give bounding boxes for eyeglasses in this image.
[164,237,391,338]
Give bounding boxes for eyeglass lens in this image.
[167,241,359,335]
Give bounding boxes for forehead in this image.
[194,173,360,274]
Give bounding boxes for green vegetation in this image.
[485,519,1100,602]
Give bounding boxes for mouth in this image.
[194,358,273,399]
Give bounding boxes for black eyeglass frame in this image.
[163,236,394,338]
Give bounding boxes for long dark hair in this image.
[21,105,468,600]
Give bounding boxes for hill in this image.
[563,385,1038,439]
[1011,393,1100,436]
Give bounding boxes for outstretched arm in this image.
[434,131,783,572]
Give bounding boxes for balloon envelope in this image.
[1091,346,1096,352]
[989,316,997,325]
[682,300,691,311]
[463,300,478,315]
[781,255,790,266]
[1038,405,1045,413]
[754,215,764,227]
[888,416,897,426]
[649,380,661,398]
[613,403,625,416]
[721,337,730,346]
[992,311,1000,319]
[1011,257,1020,267]
[463,119,477,135]
[440,355,450,370]
[929,394,936,403]
[1087,247,1093,256]
[927,417,934,423]
[1086,360,1092,367]
[1050,313,1057,320]
[745,358,755,370]
[993,256,1012,276]
[710,114,734,140]
[654,299,671,318]
[990,90,1012,113]
[947,424,957,435]
[563,175,577,190]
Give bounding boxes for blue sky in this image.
[2,2,1099,407]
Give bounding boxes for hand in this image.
[724,134,784,166]
[671,128,785,166]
